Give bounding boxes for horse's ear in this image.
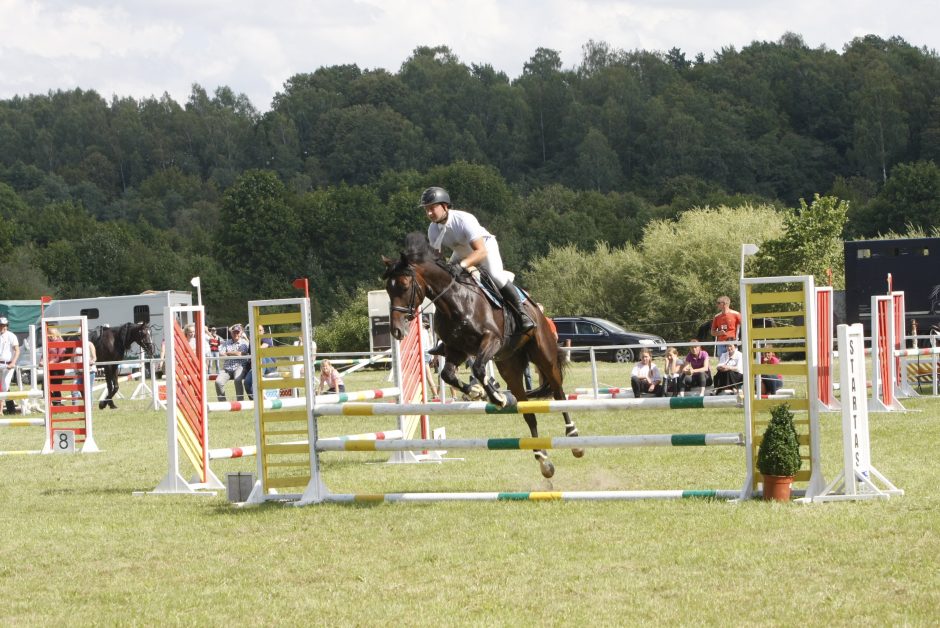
[381,255,394,268]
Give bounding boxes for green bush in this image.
[314,288,370,352]
[756,403,802,477]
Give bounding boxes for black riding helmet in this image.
[419,186,451,208]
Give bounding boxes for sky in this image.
[1,0,938,112]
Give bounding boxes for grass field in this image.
[1,363,938,625]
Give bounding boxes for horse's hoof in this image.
[98,401,107,410]
[491,390,507,407]
[539,459,555,479]
[467,383,486,401]
[572,448,585,459]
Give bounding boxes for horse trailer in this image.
[43,291,194,359]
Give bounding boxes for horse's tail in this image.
[524,346,569,399]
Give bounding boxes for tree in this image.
[754,194,849,287]
[214,170,303,299]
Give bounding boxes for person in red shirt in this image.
[711,296,742,342]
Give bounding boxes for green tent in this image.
[0,300,41,333]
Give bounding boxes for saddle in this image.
[464,265,529,344]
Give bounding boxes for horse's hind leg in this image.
[523,411,554,479]
[529,348,584,459]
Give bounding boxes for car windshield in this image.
[594,319,628,334]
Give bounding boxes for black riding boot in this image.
[4,400,16,415]
[499,282,535,332]
[427,341,447,356]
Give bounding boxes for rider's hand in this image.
[447,262,463,279]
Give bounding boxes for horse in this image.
[90,322,157,410]
[382,232,583,478]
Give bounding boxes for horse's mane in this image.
[383,232,440,279]
[403,232,435,263]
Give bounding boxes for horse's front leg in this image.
[99,366,117,410]
[439,353,478,399]
[469,354,508,407]
[523,412,554,478]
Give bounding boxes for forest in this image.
[1,33,940,345]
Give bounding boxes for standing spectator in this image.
[317,359,345,395]
[662,347,684,397]
[74,339,97,400]
[0,317,21,414]
[711,296,742,343]
[207,327,221,374]
[680,340,711,397]
[713,341,744,394]
[183,324,197,350]
[45,326,66,406]
[215,324,249,402]
[630,349,664,397]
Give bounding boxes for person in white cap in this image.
[0,317,21,414]
[214,324,250,402]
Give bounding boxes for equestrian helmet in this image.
[419,186,451,208]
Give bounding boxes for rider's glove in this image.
[447,262,463,279]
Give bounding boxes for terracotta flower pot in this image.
[761,474,793,501]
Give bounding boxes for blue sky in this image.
[1,0,937,111]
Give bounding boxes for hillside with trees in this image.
[1,33,940,344]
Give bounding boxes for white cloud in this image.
[0,0,938,110]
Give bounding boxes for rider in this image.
[420,186,535,334]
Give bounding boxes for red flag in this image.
[291,277,309,299]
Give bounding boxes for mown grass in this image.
[1,363,938,625]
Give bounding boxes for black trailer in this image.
[844,238,940,336]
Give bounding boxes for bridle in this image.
[389,263,456,321]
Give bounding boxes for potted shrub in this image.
[756,403,802,501]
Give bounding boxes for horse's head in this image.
[382,253,426,341]
[133,323,157,357]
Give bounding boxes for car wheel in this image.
[614,348,634,363]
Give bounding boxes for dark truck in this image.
[844,237,940,338]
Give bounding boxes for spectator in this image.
[214,324,249,402]
[680,340,710,397]
[207,326,221,374]
[630,349,664,397]
[45,326,66,406]
[0,317,21,414]
[73,339,97,400]
[713,341,744,394]
[183,324,197,350]
[317,359,345,395]
[662,347,683,397]
[711,296,742,343]
[761,349,783,395]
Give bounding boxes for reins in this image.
[390,263,457,321]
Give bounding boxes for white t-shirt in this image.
[0,330,18,363]
[427,209,492,259]
[630,361,662,383]
[717,348,743,374]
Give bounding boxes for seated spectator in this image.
[680,340,710,397]
[317,359,345,395]
[215,325,249,402]
[760,350,783,395]
[662,347,683,397]
[713,341,744,394]
[630,349,664,397]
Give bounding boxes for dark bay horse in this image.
[382,232,583,478]
[90,322,156,410]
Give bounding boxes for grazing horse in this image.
[382,232,583,478]
[90,322,156,410]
